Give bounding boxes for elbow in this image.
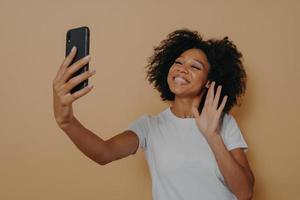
[238,168,255,200]
[95,152,113,166]
[248,191,254,200]
[236,187,254,200]
[95,157,111,166]
[235,181,254,200]
[239,193,253,200]
[242,191,253,200]
[97,160,109,166]
[92,142,114,166]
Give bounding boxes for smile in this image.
[173,76,190,85]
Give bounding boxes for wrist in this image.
[57,115,76,131]
[204,132,221,143]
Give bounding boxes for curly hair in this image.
[145,28,247,114]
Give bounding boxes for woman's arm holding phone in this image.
[53,47,139,165]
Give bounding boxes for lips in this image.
[173,76,190,84]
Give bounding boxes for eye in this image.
[192,66,201,70]
[175,61,182,64]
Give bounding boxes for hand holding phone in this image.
[52,26,95,128]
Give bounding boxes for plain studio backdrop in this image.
[0,0,299,199]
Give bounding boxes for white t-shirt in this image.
[127,107,248,200]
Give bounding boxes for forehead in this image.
[177,48,210,68]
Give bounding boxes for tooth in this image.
[174,77,188,84]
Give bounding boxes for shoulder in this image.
[220,113,242,139]
[128,108,169,128]
[221,113,237,130]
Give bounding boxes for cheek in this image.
[167,67,175,83]
[196,70,208,80]
[192,73,208,88]
[167,74,173,87]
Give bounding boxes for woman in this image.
[53,29,254,200]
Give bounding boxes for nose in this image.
[177,64,189,74]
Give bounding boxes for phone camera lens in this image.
[67,32,71,43]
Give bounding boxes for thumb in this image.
[192,106,200,118]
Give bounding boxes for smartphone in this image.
[65,26,90,94]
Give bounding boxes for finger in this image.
[55,46,77,81]
[192,106,200,118]
[213,85,222,109]
[70,84,94,101]
[61,69,96,95]
[209,81,216,101]
[205,80,211,89]
[205,81,215,106]
[61,84,94,105]
[217,95,228,113]
[60,55,91,84]
[62,46,77,69]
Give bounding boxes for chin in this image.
[170,84,204,99]
[169,84,191,97]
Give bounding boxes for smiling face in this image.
[167,48,211,98]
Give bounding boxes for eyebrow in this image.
[178,56,207,69]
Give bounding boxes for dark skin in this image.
[167,48,254,199]
[53,46,254,199]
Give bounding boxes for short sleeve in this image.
[126,114,150,150]
[220,114,248,152]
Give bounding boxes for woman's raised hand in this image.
[192,81,228,138]
[52,46,96,128]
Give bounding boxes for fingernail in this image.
[84,55,91,60]
[71,46,76,52]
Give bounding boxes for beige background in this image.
[0,0,299,199]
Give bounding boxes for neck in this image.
[170,97,195,118]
